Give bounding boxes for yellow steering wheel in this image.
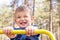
[0,29,56,40]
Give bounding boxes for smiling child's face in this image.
[15,11,33,28]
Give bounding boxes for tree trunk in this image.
[49,0,53,33]
[48,0,53,40]
[33,0,35,16]
[10,0,19,27]
[58,4,60,40]
[24,0,29,6]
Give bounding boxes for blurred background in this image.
[0,0,60,40]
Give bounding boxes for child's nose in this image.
[20,18,25,20]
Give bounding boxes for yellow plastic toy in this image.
[0,29,56,40]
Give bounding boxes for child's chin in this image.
[20,24,27,28]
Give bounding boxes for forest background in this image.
[0,0,60,40]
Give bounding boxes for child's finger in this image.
[3,28,8,34]
[31,29,34,36]
[27,34,30,36]
[7,28,12,35]
[3,27,13,35]
[28,28,34,36]
[26,28,31,36]
[30,27,36,36]
[26,28,28,36]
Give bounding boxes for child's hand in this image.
[26,26,36,36]
[3,27,16,38]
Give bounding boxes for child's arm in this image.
[3,27,16,38]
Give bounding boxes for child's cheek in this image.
[16,19,20,23]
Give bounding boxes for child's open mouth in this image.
[20,22,27,25]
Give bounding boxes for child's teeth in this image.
[20,22,25,24]
[20,22,27,25]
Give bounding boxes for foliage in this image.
[0,0,60,40]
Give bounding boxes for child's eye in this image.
[17,17,21,18]
[24,16,27,18]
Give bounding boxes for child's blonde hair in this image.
[14,5,32,17]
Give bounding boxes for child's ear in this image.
[31,16,34,20]
[31,16,34,23]
[14,19,16,23]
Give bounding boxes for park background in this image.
[0,0,60,40]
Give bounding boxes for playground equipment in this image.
[0,29,56,40]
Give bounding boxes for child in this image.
[3,5,39,40]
